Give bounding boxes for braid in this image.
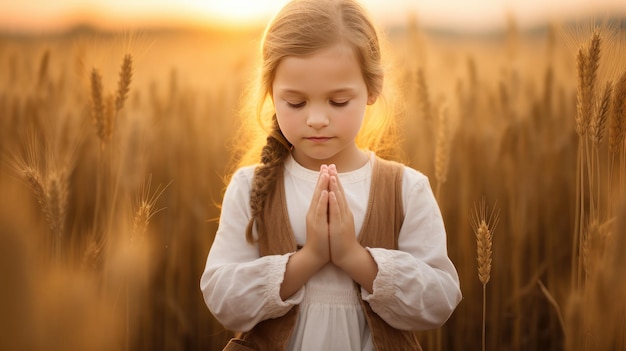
[245,116,291,243]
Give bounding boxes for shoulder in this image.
[225,164,258,192]
[374,155,429,189]
[231,164,257,181]
[401,165,429,187]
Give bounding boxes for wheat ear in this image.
[416,68,432,123]
[575,29,601,138]
[90,68,107,147]
[609,71,626,154]
[37,49,50,89]
[591,81,613,148]
[573,29,602,289]
[471,199,500,285]
[607,71,626,215]
[131,175,171,242]
[16,161,68,261]
[115,54,133,112]
[470,198,500,351]
[434,102,450,200]
[590,81,613,218]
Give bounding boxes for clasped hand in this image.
[305,164,360,270]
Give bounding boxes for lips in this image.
[305,136,332,142]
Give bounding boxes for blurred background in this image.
[2,0,626,33]
[1,1,626,350]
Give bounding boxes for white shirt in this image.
[201,153,462,351]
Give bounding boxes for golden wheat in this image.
[131,175,169,243]
[416,67,432,123]
[37,49,50,89]
[470,198,500,351]
[471,199,499,285]
[609,71,626,154]
[434,102,450,200]
[90,68,107,146]
[0,17,625,351]
[115,54,133,112]
[590,81,612,147]
[45,170,68,240]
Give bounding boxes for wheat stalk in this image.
[45,170,68,244]
[91,68,108,148]
[131,175,170,242]
[575,48,588,138]
[471,200,499,285]
[434,102,450,200]
[22,165,47,213]
[37,49,50,90]
[14,161,68,261]
[573,28,602,291]
[609,71,626,154]
[416,68,432,123]
[590,81,613,219]
[105,95,116,146]
[470,198,500,351]
[82,234,104,272]
[538,280,566,334]
[575,29,601,138]
[590,81,612,148]
[116,54,133,112]
[607,71,626,216]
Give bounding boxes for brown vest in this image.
[227,157,423,351]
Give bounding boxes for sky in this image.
[1,0,625,34]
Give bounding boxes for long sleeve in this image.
[200,167,304,332]
[361,168,462,331]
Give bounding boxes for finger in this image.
[328,190,340,225]
[317,165,330,191]
[329,176,347,216]
[316,189,329,223]
[329,164,346,197]
[310,165,329,206]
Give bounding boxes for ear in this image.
[367,93,378,105]
[367,77,383,105]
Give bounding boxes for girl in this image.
[200,0,462,350]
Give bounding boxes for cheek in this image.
[339,105,366,131]
[275,109,299,139]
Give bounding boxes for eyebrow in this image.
[276,87,358,95]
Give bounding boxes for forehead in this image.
[273,43,365,95]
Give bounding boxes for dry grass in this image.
[0,16,625,351]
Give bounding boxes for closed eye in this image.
[287,101,306,109]
[330,100,349,107]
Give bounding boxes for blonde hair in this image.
[230,0,402,243]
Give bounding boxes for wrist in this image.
[299,245,330,271]
[334,245,378,293]
[333,244,365,271]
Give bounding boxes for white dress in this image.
[201,153,462,351]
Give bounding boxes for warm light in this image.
[1,0,625,33]
[189,0,288,26]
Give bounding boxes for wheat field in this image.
[0,16,625,351]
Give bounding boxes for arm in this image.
[200,168,303,332]
[362,170,462,330]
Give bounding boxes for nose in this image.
[306,107,329,129]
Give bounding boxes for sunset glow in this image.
[1,0,625,33]
[187,0,288,25]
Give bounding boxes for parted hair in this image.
[231,0,400,243]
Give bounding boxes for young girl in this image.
[201,0,462,350]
